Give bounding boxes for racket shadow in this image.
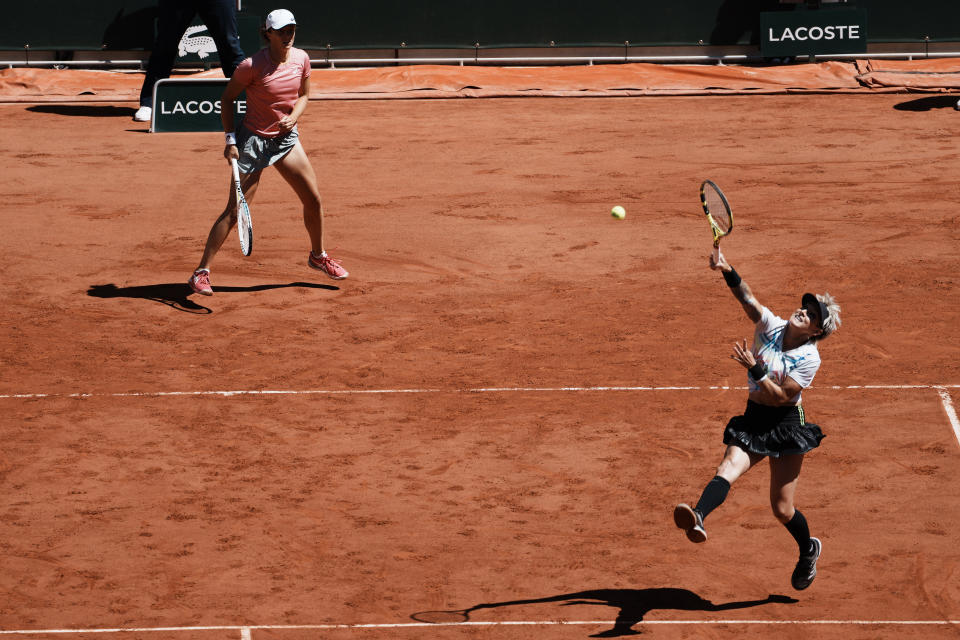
[87,281,338,314]
[413,588,797,637]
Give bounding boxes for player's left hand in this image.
[278,115,297,134]
[730,339,756,368]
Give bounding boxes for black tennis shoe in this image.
[673,503,707,543]
[791,537,821,590]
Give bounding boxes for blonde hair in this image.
[813,292,841,342]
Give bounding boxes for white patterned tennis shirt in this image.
[750,306,821,404]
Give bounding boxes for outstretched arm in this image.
[711,249,762,324]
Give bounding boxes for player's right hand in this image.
[710,248,730,271]
[224,144,239,162]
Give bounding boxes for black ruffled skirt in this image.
[722,400,825,458]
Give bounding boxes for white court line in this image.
[3,384,958,447]
[2,384,960,400]
[2,620,960,634]
[936,386,960,447]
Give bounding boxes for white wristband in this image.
[225,132,236,145]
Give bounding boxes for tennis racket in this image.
[231,158,253,256]
[700,179,733,262]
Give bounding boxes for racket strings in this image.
[237,199,252,256]
[705,191,731,233]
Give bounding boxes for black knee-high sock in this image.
[694,476,730,520]
[784,509,813,554]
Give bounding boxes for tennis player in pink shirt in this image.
[189,8,347,296]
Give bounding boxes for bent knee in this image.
[771,502,794,523]
[715,460,740,482]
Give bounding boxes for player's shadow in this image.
[87,282,339,314]
[417,588,797,637]
[893,95,959,111]
[27,105,138,118]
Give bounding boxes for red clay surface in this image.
[2,89,960,640]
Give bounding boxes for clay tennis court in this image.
[2,62,960,639]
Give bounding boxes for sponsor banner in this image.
[761,8,867,57]
[151,78,245,132]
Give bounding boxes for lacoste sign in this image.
[150,78,245,132]
[761,8,867,57]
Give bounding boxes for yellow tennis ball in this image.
[611,205,626,219]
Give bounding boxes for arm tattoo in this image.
[732,280,762,321]
[732,281,755,306]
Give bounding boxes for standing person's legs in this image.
[139,0,197,108]
[189,170,263,295]
[274,142,348,280]
[274,142,324,252]
[197,171,262,270]
[197,0,246,77]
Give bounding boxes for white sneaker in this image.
[133,106,152,122]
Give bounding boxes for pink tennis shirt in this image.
[232,47,311,137]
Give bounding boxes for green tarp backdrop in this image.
[2,1,957,52]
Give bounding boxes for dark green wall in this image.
[2,1,958,51]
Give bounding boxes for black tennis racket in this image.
[231,158,253,256]
[700,179,733,261]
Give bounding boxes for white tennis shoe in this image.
[133,106,152,122]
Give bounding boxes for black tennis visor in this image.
[801,293,828,330]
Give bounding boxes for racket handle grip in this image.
[231,158,241,183]
[712,244,720,262]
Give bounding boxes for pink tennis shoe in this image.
[188,269,213,295]
[308,251,348,280]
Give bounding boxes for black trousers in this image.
[139,0,246,107]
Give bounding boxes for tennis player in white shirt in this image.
[674,248,841,591]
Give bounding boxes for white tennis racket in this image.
[231,158,253,256]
